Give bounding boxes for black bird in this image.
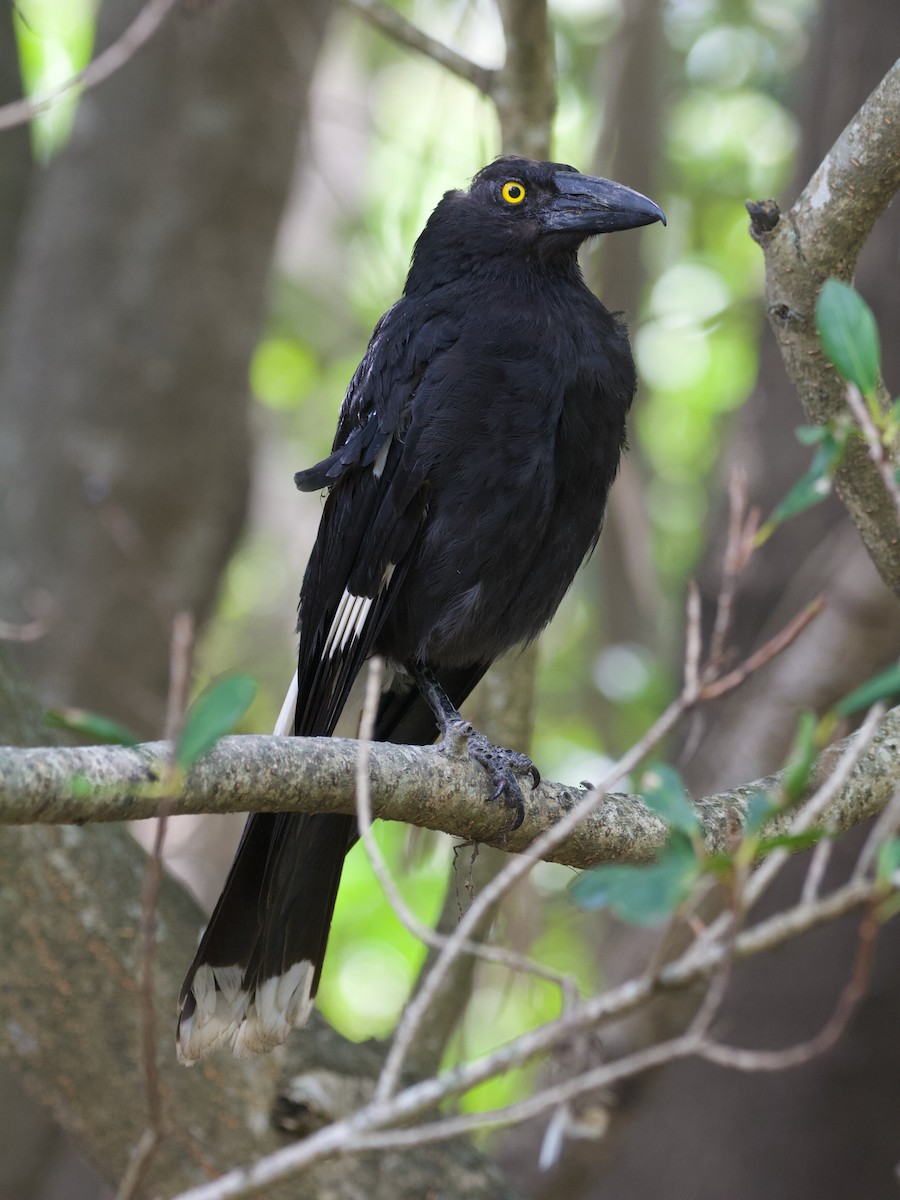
[177,156,664,1062]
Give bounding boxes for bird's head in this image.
[406,156,665,291]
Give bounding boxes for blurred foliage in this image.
[18,0,831,1114]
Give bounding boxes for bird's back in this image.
[375,256,635,671]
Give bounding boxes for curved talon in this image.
[528,764,541,788]
[487,778,507,805]
[510,799,525,832]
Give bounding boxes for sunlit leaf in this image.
[571,833,699,925]
[876,838,900,888]
[640,762,700,835]
[756,829,824,854]
[816,279,881,397]
[176,675,257,768]
[835,664,900,717]
[45,707,139,746]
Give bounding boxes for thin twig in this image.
[707,467,750,674]
[700,596,826,701]
[683,581,702,701]
[373,687,693,1103]
[853,783,900,882]
[800,836,834,905]
[375,591,825,1102]
[353,659,579,997]
[167,874,891,1200]
[338,0,496,95]
[843,383,900,520]
[697,903,878,1072]
[116,613,195,1200]
[0,0,181,133]
[743,702,886,910]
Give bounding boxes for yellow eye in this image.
[501,180,526,205]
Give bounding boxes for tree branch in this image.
[338,0,495,95]
[166,869,894,1200]
[2,704,898,865]
[0,0,180,132]
[750,56,900,594]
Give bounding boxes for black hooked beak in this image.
[543,171,666,236]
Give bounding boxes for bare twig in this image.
[743,702,886,911]
[699,597,825,701]
[843,383,900,520]
[800,837,834,905]
[706,468,755,674]
[684,581,702,701]
[116,613,195,1200]
[853,783,900,883]
[353,658,578,1005]
[338,0,495,95]
[167,872,893,1200]
[373,590,823,1104]
[697,903,878,1072]
[0,0,181,133]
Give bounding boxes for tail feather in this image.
[176,662,487,1063]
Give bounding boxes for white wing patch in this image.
[324,589,374,659]
[273,670,299,735]
[323,565,398,660]
[372,434,392,479]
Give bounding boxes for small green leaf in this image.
[744,790,776,835]
[176,675,257,768]
[782,710,820,805]
[640,763,700,836]
[756,829,824,855]
[795,424,826,446]
[876,838,900,888]
[571,833,699,926]
[835,664,900,718]
[46,707,139,746]
[769,457,833,525]
[816,279,881,397]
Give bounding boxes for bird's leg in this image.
[411,664,539,831]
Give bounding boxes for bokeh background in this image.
[1,0,898,1196]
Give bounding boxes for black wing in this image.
[292,299,457,736]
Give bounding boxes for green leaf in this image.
[816,279,881,397]
[765,448,837,532]
[744,790,776,834]
[571,833,699,926]
[45,707,139,746]
[756,829,824,855]
[795,424,826,446]
[640,762,700,835]
[876,838,900,888]
[782,710,820,805]
[176,675,257,768]
[835,663,900,717]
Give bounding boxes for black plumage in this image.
[177,156,664,1062]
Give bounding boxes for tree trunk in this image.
[0,0,326,735]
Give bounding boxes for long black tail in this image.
[176,665,485,1063]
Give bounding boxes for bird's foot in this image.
[442,719,539,832]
